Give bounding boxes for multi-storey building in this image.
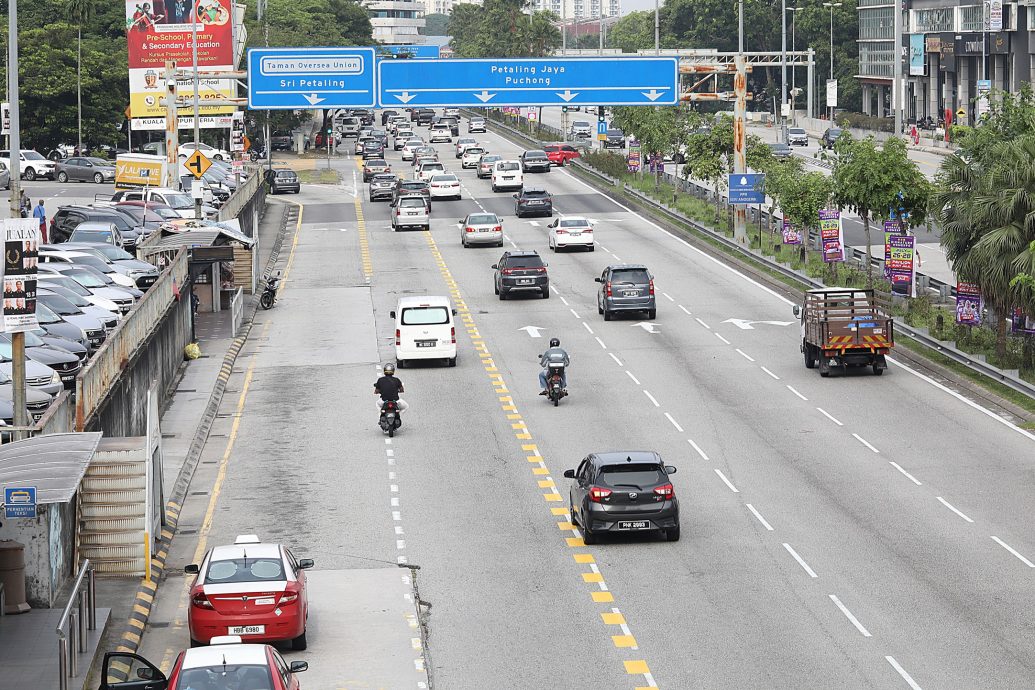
[528,0,620,21]
[366,0,427,44]
[858,0,1030,126]
[427,0,481,15]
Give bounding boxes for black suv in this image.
[520,150,551,173]
[380,109,398,126]
[603,128,625,149]
[492,251,549,300]
[393,179,431,206]
[563,451,680,544]
[416,109,435,125]
[514,187,553,218]
[821,127,843,150]
[50,206,141,246]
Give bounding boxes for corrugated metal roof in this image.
[0,432,102,505]
[152,227,255,249]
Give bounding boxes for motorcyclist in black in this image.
[539,337,569,394]
[374,363,408,411]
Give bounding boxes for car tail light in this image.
[395,208,401,216]
[534,267,546,273]
[654,483,674,499]
[278,591,299,605]
[450,327,456,344]
[606,282,612,297]
[556,229,568,235]
[395,329,401,346]
[465,226,474,233]
[648,279,655,296]
[494,225,502,233]
[589,487,612,503]
[191,590,214,609]
[502,268,515,275]
[583,226,593,233]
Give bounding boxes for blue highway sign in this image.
[248,47,376,110]
[377,57,679,108]
[4,486,36,519]
[729,173,766,204]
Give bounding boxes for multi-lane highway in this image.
[134,113,1035,689]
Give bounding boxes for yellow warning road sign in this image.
[185,150,212,179]
[956,108,966,120]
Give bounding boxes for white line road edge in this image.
[829,594,872,637]
[714,468,739,493]
[852,433,880,453]
[990,536,1035,567]
[885,656,923,690]
[936,496,974,523]
[889,461,923,486]
[746,503,774,531]
[664,412,684,433]
[688,438,710,461]
[783,543,818,578]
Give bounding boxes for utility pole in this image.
[654,0,660,55]
[562,0,566,54]
[780,0,787,143]
[892,0,902,135]
[7,0,26,436]
[191,9,202,220]
[733,0,747,245]
[823,2,842,122]
[163,61,179,189]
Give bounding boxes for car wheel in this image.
[647,309,656,319]
[57,171,68,183]
[491,185,497,192]
[499,289,508,300]
[603,308,612,321]
[494,282,499,295]
[190,638,204,648]
[588,245,595,252]
[598,300,603,315]
[542,288,550,299]
[666,525,681,542]
[516,210,523,218]
[291,630,307,650]
[93,173,104,184]
[582,520,597,545]
[214,154,224,161]
[24,168,36,181]
[804,344,816,369]
[497,240,504,247]
[448,356,457,367]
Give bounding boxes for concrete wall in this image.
[0,497,76,607]
[86,293,192,438]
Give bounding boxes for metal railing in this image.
[56,560,97,690]
[218,170,261,223]
[75,248,188,431]
[230,286,243,336]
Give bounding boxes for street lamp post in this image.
[654,0,660,55]
[781,0,787,142]
[788,7,803,123]
[822,2,842,122]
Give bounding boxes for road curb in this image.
[103,200,293,681]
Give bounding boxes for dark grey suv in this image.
[514,187,553,218]
[520,150,551,173]
[492,251,549,300]
[596,264,656,320]
[563,451,680,543]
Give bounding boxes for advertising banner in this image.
[782,218,801,245]
[115,154,167,188]
[1,103,8,136]
[887,234,915,296]
[986,0,1003,31]
[819,209,844,263]
[825,79,838,108]
[882,221,899,277]
[648,152,663,173]
[956,282,982,326]
[1011,308,1035,334]
[2,218,39,333]
[909,34,926,76]
[126,0,235,126]
[627,140,641,173]
[976,79,991,120]
[230,111,244,152]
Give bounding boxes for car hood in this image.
[26,345,78,366]
[0,382,53,405]
[0,358,59,379]
[40,321,84,342]
[113,259,158,273]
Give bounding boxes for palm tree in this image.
[65,0,96,153]
[936,135,1035,359]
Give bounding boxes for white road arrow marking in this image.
[723,319,794,330]
[394,92,416,104]
[519,326,546,338]
[303,93,325,106]
[642,89,665,101]
[633,322,660,333]
[474,90,495,102]
[557,90,579,102]
[529,221,541,227]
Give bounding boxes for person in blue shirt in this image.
[31,200,46,242]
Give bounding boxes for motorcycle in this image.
[545,361,568,406]
[259,271,281,310]
[380,400,402,437]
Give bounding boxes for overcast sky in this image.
[620,0,659,14]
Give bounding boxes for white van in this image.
[390,296,458,367]
[491,160,523,192]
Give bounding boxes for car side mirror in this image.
[389,310,396,318]
[792,305,801,317]
[563,469,576,478]
[491,264,498,269]
[137,668,156,680]
[298,558,314,570]
[594,277,603,283]
[665,465,677,474]
[542,262,548,267]
[289,661,309,674]
[452,308,457,315]
[184,563,199,574]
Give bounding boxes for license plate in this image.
[623,290,639,297]
[478,228,492,232]
[406,212,417,216]
[569,232,581,237]
[528,200,542,204]
[229,625,265,635]
[503,176,513,180]
[60,374,75,381]
[518,279,533,285]
[416,341,436,348]
[617,521,650,530]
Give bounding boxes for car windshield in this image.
[399,181,425,190]
[66,269,108,288]
[432,174,458,182]
[69,256,113,273]
[37,293,82,316]
[1,331,45,347]
[611,269,650,284]
[406,139,422,146]
[525,151,547,158]
[399,197,427,208]
[366,159,387,167]
[465,148,485,156]
[499,162,519,171]
[45,285,91,307]
[458,139,475,145]
[828,129,842,136]
[467,214,498,225]
[422,164,444,171]
[789,128,806,135]
[506,255,543,268]
[163,193,193,209]
[598,463,666,488]
[87,244,134,261]
[173,665,274,690]
[23,151,45,160]
[205,557,285,583]
[523,190,549,198]
[70,230,114,243]
[573,121,590,127]
[481,156,501,163]
[401,306,448,325]
[36,302,62,324]
[559,218,589,228]
[40,277,90,297]
[372,174,396,183]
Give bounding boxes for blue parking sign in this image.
[4,486,36,518]
[728,173,766,204]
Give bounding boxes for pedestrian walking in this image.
[19,190,29,218]
[32,200,47,243]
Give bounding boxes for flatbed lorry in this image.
[793,288,894,377]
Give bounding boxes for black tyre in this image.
[190,638,203,648]
[397,359,405,369]
[388,426,395,438]
[666,525,681,542]
[260,292,274,310]
[24,168,36,181]
[598,301,603,315]
[804,344,816,369]
[588,245,595,252]
[448,357,457,367]
[494,283,499,295]
[57,171,68,183]
[291,630,307,650]
[553,395,559,407]
[499,289,508,300]
[603,309,612,322]
[582,525,597,545]
[873,364,884,376]
[94,173,103,184]
[647,309,656,319]
[542,288,550,299]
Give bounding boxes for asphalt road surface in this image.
[136,114,1035,689]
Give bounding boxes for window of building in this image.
[912,7,954,33]
[960,4,983,32]
[858,40,894,78]
[859,7,893,39]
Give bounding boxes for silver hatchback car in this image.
[596,264,656,320]
[460,212,503,248]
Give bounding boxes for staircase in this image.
[78,440,148,575]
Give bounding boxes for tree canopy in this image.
[448,0,560,58]
[422,12,450,36]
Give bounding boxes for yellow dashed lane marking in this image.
[582,572,604,583]
[612,635,638,648]
[574,554,595,564]
[624,661,650,675]
[592,591,615,603]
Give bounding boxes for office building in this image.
[529,0,620,21]
[365,0,427,44]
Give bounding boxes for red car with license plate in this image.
[98,636,309,690]
[186,535,313,649]
[542,143,581,166]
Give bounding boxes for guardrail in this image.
[75,248,189,430]
[56,560,97,690]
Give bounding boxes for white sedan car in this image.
[548,216,594,251]
[461,147,486,169]
[416,161,446,182]
[178,141,230,161]
[454,137,478,158]
[401,139,424,161]
[429,173,462,200]
[429,125,452,143]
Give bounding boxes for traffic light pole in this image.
[8,0,27,438]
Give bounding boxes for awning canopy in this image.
[153,226,256,249]
[0,432,102,505]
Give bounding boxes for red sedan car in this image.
[99,636,308,690]
[186,535,313,649]
[543,143,581,166]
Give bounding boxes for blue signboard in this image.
[375,44,440,59]
[4,486,36,519]
[247,47,376,110]
[729,173,766,204]
[377,57,679,108]
[597,120,608,135]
